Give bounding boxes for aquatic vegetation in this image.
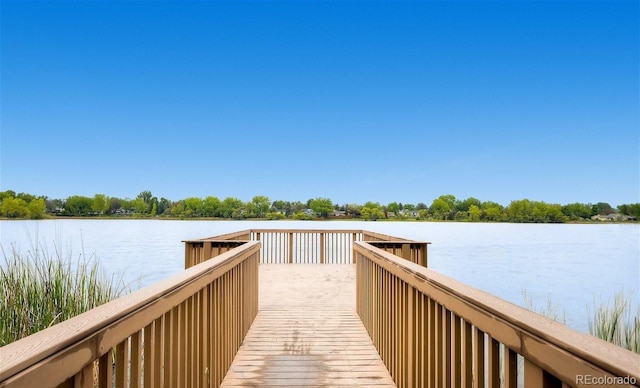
[0,242,128,345]
[588,291,639,353]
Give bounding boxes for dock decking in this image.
[220,264,396,387]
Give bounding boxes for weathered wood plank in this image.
[220,264,395,387]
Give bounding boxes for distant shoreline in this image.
[1,215,637,224]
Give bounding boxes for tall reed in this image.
[521,288,566,324]
[0,242,128,346]
[522,288,639,354]
[588,291,640,353]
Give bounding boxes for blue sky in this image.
[1,1,638,206]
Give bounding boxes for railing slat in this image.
[428,297,437,387]
[475,327,485,388]
[525,358,544,386]
[452,314,462,388]
[97,351,112,388]
[488,337,500,388]
[130,330,142,387]
[444,307,452,387]
[114,340,126,388]
[504,349,518,388]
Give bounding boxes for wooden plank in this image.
[220,264,395,387]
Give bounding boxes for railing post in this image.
[289,232,293,264]
[352,233,357,263]
[407,285,415,388]
[320,232,325,264]
[185,242,192,269]
[421,243,428,267]
[401,243,411,262]
[203,242,212,262]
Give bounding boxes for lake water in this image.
[1,219,638,333]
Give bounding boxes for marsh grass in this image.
[521,288,566,324]
[588,291,640,353]
[0,241,129,346]
[521,288,639,354]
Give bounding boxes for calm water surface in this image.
[1,219,638,333]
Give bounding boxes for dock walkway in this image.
[220,264,396,387]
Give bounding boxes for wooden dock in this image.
[4,230,637,388]
[220,264,396,387]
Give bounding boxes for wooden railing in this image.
[6,228,633,388]
[0,241,260,388]
[355,241,640,388]
[185,229,430,266]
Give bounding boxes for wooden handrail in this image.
[182,229,252,243]
[0,241,260,388]
[362,230,413,242]
[354,241,640,387]
[184,229,430,266]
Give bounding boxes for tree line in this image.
[0,190,638,223]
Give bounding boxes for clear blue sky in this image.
[1,1,638,206]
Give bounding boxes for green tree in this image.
[430,198,451,220]
[309,197,333,218]
[92,194,109,215]
[16,192,36,203]
[27,198,46,219]
[0,197,29,218]
[417,209,429,220]
[532,201,566,223]
[109,197,122,214]
[130,198,147,215]
[0,190,16,201]
[618,203,640,218]
[136,190,154,214]
[202,196,221,217]
[169,201,184,217]
[158,198,171,215]
[65,196,93,216]
[456,197,481,212]
[183,197,204,217]
[220,197,244,218]
[480,201,504,221]
[266,211,285,220]
[438,194,457,209]
[403,203,416,211]
[387,202,400,217]
[120,198,132,213]
[592,202,614,215]
[468,204,481,221]
[292,211,312,220]
[149,197,159,216]
[361,202,385,221]
[345,203,362,218]
[290,201,306,214]
[562,202,593,220]
[272,200,287,212]
[506,199,534,222]
[545,203,567,223]
[249,196,271,218]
